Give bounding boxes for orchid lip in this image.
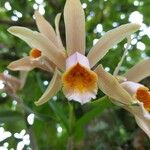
[62,52,98,104]
[65,52,90,70]
[121,81,150,111]
[136,87,150,111]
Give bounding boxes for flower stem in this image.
[10,93,38,150]
[67,136,74,150]
[113,36,131,76]
[67,103,75,150]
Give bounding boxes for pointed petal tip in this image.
[34,96,48,106]
[7,62,19,71]
[7,57,34,71]
[64,0,85,55]
[7,64,14,70]
[34,11,43,19]
[34,10,39,15]
[130,23,141,30]
[55,13,62,22]
[56,13,61,17]
[7,26,23,34]
[95,64,133,105]
[7,27,14,33]
[34,101,42,106]
[34,69,62,106]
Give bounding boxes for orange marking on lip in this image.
[136,87,150,111]
[62,63,98,93]
[29,49,41,58]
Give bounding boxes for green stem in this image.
[9,94,38,150]
[10,93,54,121]
[67,136,74,150]
[67,102,75,150]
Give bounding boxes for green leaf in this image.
[68,102,75,135]
[48,101,69,132]
[0,111,23,123]
[74,97,112,140]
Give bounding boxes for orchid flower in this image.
[7,0,140,105]
[7,12,62,73]
[95,58,150,138]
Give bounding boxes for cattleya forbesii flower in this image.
[95,59,150,138]
[7,0,140,105]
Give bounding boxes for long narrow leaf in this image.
[49,101,69,132]
[74,97,112,140]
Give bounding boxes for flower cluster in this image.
[6,0,150,138]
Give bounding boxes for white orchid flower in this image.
[7,0,140,105]
[95,58,150,138]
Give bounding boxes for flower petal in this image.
[95,65,133,105]
[121,81,150,112]
[124,59,150,82]
[135,116,150,138]
[7,56,55,72]
[0,73,21,93]
[64,0,85,55]
[8,27,66,70]
[66,52,90,70]
[125,105,150,138]
[62,52,98,104]
[63,90,97,104]
[55,13,65,50]
[34,11,57,46]
[121,81,143,95]
[8,57,36,71]
[35,69,62,106]
[88,23,141,68]
[19,71,28,89]
[62,67,97,104]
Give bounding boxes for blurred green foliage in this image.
[0,0,150,149]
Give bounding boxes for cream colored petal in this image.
[40,56,56,72]
[0,73,21,93]
[66,52,90,69]
[88,23,140,68]
[95,65,133,105]
[19,71,28,89]
[63,89,96,104]
[137,102,150,120]
[7,56,55,72]
[35,69,62,106]
[55,13,65,50]
[64,0,85,55]
[125,105,150,138]
[135,116,150,138]
[34,11,57,46]
[8,27,65,70]
[124,59,150,82]
[8,57,36,71]
[121,81,143,95]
